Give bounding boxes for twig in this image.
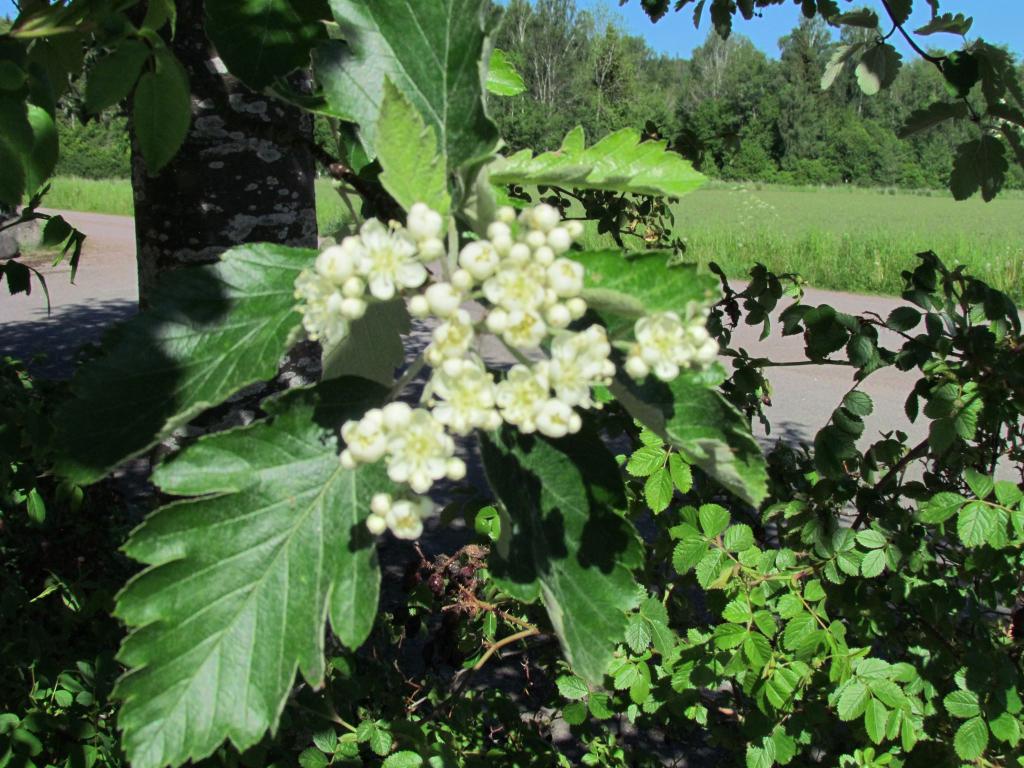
[472,627,541,672]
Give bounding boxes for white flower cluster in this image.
[295,202,717,540]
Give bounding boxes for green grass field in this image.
[44,176,1024,300]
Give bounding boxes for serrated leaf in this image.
[382,752,423,768]
[957,501,996,547]
[481,428,641,683]
[842,391,873,417]
[855,44,901,96]
[898,100,968,138]
[919,492,964,524]
[838,682,870,721]
[85,40,150,113]
[376,80,451,216]
[832,9,878,28]
[994,481,1023,508]
[206,0,327,90]
[486,48,525,96]
[133,50,190,173]
[316,0,498,169]
[299,748,329,768]
[490,126,706,199]
[944,689,981,719]
[951,135,1008,202]
[54,244,311,484]
[954,716,989,761]
[864,698,888,744]
[611,373,767,506]
[322,299,411,387]
[114,382,390,768]
[698,504,730,538]
[578,249,720,337]
[668,453,693,493]
[886,306,922,331]
[626,445,666,477]
[713,622,748,650]
[821,43,862,91]
[916,12,973,36]
[561,700,588,725]
[625,616,653,654]
[860,549,886,578]
[673,538,707,574]
[965,468,995,500]
[24,104,57,197]
[988,711,1021,745]
[724,524,754,553]
[743,632,771,669]
[855,529,887,550]
[644,468,674,513]
[556,675,589,701]
[695,549,728,589]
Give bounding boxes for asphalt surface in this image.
[0,209,926,448]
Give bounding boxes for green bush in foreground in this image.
[2,1,1024,768]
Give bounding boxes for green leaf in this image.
[299,748,329,768]
[695,549,729,589]
[916,12,973,36]
[114,382,390,768]
[376,80,451,216]
[481,428,641,683]
[957,501,996,547]
[699,504,730,538]
[898,100,968,138]
[644,468,673,514]
[944,689,981,719]
[133,50,190,173]
[994,481,1024,508]
[205,0,327,89]
[855,44,902,96]
[382,752,423,768]
[821,43,863,91]
[578,249,720,336]
[556,675,589,701]
[626,445,665,477]
[85,40,150,113]
[951,135,1008,201]
[611,374,768,506]
[886,306,922,331]
[561,700,588,725]
[322,299,411,386]
[842,391,873,417]
[54,244,311,484]
[860,549,886,578]
[965,469,995,500]
[988,711,1021,745]
[0,136,26,206]
[668,453,693,493]
[625,615,653,654]
[713,622,748,650]
[486,48,525,96]
[24,104,57,196]
[831,9,879,28]
[919,492,964,524]
[838,681,870,721]
[491,126,707,198]
[317,0,498,169]
[723,524,754,553]
[864,698,888,744]
[855,529,887,550]
[672,538,707,575]
[954,716,989,761]
[26,487,46,523]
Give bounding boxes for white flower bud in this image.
[508,243,531,264]
[340,450,356,469]
[565,220,584,240]
[547,258,584,297]
[341,297,367,320]
[342,276,366,298]
[525,230,547,250]
[486,307,510,334]
[497,206,517,224]
[567,297,587,319]
[407,203,444,241]
[371,493,392,516]
[546,303,572,329]
[459,240,501,281]
[409,294,430,318]
[625,355,649,380]
[418,237,446,261]
[366,513,388,536]
[446,457,467,481]
[487,221,511,242]
[547,227,573,254]
[316,245,358,283]
[382,401,413,431]
[425,282,462,317]
[531,204,561,233]
[534,245,555,266]
[451,269,474,292]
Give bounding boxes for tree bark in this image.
[130,0,318,307]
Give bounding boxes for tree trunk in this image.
[130,0,318,307]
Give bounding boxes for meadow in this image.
[43,176,1024,300]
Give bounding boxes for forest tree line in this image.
[491,0,1024,190]
[22,0,1024,191]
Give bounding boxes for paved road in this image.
[0,210,924,448]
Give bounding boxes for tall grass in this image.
[41,177,1024,301]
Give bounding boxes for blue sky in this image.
[1,0,1020,60]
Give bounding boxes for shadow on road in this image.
[0,300,138,379]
